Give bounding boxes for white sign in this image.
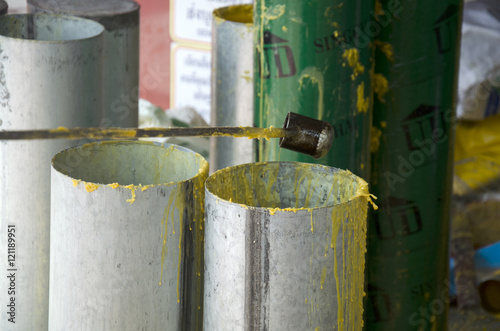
[170,0,252,44]
[171,44,212,123]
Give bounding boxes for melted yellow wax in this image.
[157,157,208,324]
[51,128,137,140]
[108,182,154,205]
[84,183,99,192]
[124,185,137,204]
[354,175,378,210]
[263,4,286,22]
[373,40,394,62]
[177,189,184,302]
[342,48,365,80]
[159,187,176,286]
[209,126,286,141]
[50,126,70,132]
[320,266,327,290]
[373,73,389,103]
[268,207,301,215]
[214,4,253,25]
[356,82,370,113]
[75,180,152,203]
[371,126,382,153]
[331,181,373,330]
[240,74,252,83]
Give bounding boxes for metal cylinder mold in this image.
[204,162,372,330]
[366,2,463,330]
[0,1,7,15]
[0,14,104,330]
[29,0,140,128]
[253,0,373,179]
[210,4,254,173]
[50,141,208,330]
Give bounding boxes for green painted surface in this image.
[253,0,374,179]
[366,1,463,330]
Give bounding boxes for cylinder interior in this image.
[206,162,361,209]
[29,0,139,16]
[0,14,104,41]
[214,4,253,24]
[52,141,206,186]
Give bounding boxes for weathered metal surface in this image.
[0,14,104,330]
[50,141,208,330]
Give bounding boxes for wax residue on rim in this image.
[71,179,155,204]
[214,4,253,25]
[67,143,208,205]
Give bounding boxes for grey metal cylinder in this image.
[210,5,254,173]
[50,141,208,330]
[0,1,7,15]
[0,14,104,330]
[29,0,140,128]
[204,162,372,330]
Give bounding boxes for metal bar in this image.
[29,0,140,128]
[0,111,334,159]
[0,126,295,140]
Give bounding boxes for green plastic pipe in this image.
[366,1,463,330]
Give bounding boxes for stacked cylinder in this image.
[50,142,208,330]
[0,14,104,330]
[210,5,255,173]
[366,1,463,330]
[204,162,371,330]
[28,0,140,128]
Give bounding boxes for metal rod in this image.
[0,126,298,140]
